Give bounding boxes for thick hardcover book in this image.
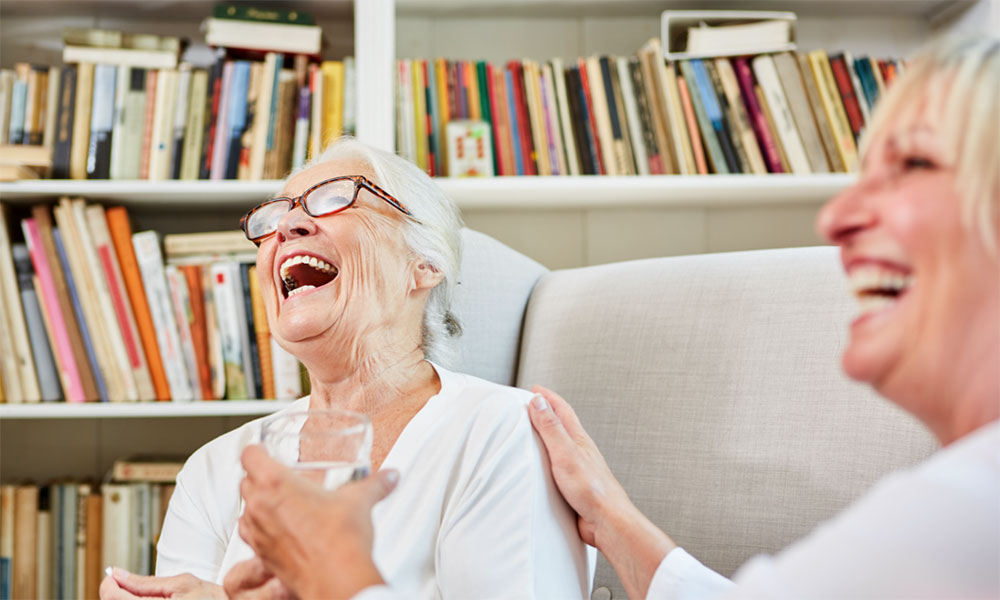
[86,205,155,400]
[105,207,170,401]
[797,53,844,172]
[714,58,767,174]
[239,263,262,399]
[132,230,193,401]
[771,52,830,173]
[751,55,810,174]
[704,60,750,174]
[732,57,783,173]
[53,226,110,402]
[87,64,116,179]
[179,265,213,399]
[680,60,731,174]
[25,207,98,402]
[13,244,60,400]
[828,53,865,142]
[51,66,77,179]
[211,262,248,399]
[69,63,94,180]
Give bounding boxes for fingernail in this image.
[105,566,113,578]
[384,469,399,485]
[531,394,548,411]
[112,567,130,579]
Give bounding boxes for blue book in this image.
[504,68,524,175]
[682,60,732,174]
[854,57,880,113]
[225,60,251,179]
[8,79,27,144]
[53,228,109,402]
[423,62,439,175]
[12,244,62,401]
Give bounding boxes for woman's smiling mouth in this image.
[278,252,340,299]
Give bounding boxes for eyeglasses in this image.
[240,175,415,244]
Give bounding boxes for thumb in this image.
[527,393,575,455]
[356,469,399,506]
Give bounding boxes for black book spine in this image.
[239,263,263,399]
[51,66,77,179]
[200,56,224,180]
[568,67,598,175]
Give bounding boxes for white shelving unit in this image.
[1,0,995,481]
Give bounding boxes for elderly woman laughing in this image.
[99,139,591,600]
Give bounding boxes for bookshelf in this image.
[0,0,995,483]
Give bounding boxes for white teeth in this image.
[278,254,338,282]
[287,285,316,297]
[848,265,913,318]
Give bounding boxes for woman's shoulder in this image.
[435,364,535,423]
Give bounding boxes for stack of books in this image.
[0,4,356,181]
[396,39,901,177]
[0,458,183,599]
[0,202,305,403]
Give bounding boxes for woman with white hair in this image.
[99,139,591,600]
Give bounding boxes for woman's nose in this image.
[276,204,318,242]
[816,179,878,245]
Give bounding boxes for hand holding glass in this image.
[260,408,373,489]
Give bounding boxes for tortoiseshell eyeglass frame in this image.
[239,175,417,245]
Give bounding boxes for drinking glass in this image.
[260,408,372,489]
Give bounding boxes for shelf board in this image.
[0,400,294,419]
[0,174,854,210]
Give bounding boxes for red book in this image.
[420,60,436,177]
[179,265,212,400]
[506,61,537,176]
[485,62,508,176]
[829,54,865,141]
[576,58,606,175]
[139,70,157,180]
[732,57,783,173]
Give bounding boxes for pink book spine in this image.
[21,219,86,403]
[732,57,783,174]
[97,245,142,369]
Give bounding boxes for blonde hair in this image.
[290,138,465,367]
[859,34,1000,252]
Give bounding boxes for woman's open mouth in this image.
[278,252,339,299]
[848,264,913,318]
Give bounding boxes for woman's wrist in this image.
[596,499,677,599]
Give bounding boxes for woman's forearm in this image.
[596,501,677,600]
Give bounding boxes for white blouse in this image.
[156,363,594,599]
[647,420,1000,599]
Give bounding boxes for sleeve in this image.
[646,548,735,600]
[434,401,591,599]
[154,446,240,582]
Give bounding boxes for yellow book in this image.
[434,59,450,173]
[247,266,274,400]
[69,63,94,180]
[465,62,481,121]
[808,50,858,171]
[523,61,550,176]
[412,60,428,172]
[321,60,344,149]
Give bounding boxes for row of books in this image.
[395,39,902,177]
[0,52,355,181]
[0,459,183,599]
[0,202,306,403]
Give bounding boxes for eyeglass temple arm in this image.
[361,179,412,215]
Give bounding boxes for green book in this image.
[213,3,316,25]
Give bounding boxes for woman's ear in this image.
[411,261,444,292]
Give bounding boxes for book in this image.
[202,266,225,400]
[0,208,41,402]
[732,57,783,173]
[615,57,647,176]
[178,265,213,399]
[8,76,27,144]
[214,3,316,25]
[111,457,184,483]
[58,483,78,599]
[853,56,881,118]
[797,52,845,172]
[550,58,579,176]
[808,50,858,171]
[165,265,204,400]
[755,84,790,172]
[575,59,603,174]
[0,486,14,599]
[203,17,322,55]
[249,53,279,180]
[751,54,811,174]
[585,57,617,175]
[211,262,248,399]
[626,58,662,174]
[69,63,94,180]
[105,207,170,401]
[247,265,274,400]
[829,53,866,142]
[148,68,178,181]
[35,489,51,600]
[661,61,694,175]
[43,66,60,149]
[108,65,130,179]
[0,70,14,145]
[674,73,708,175]
[239,263,262,399]
[12,486,38,600]
[662,10,797,59]
[843,51,871,124]
[200,55,224,180]
[86,64,116,179]
[321,60,345,150]
[83,489,102,600]
[210,61,234,180]
[636,46,674,175]
[714,57,767,174]
[139,70,157,180]
[679,60,730,174]
[180,69,208,180]
[63,45,179,70]
[224,62,251,180]
[101,484,132,574]
[772,52,831,174]
[163,230,257,257]
[704,59,750,173]
[132,230,193,401]
[169,64,192,179]
[13,243,60,401]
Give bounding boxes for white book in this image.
[84,204,156,401]
[343,56,356,136]
[119,67,148,180]
[752,54,811,174]
[211,62,234,180]
[203,18,322,55]
[210,262,248,400]
[585,57,617,176]
[71,199,139,401]
[271,339,301,400]
[616,56,649,176]
[109,65,131,179]
[132,230,193,401]
[169,64,191,179]
[550,58,580,176]
[164,265,203,400]
[0,207,40,402]
[396,60,416,165]
[63,45,178,69]
[250,53,278,180]
[0,70,15,144]
[148,68,178,180]
[101,484,133,573]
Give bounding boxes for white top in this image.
[157,363,594,598]
[647,420,1000,600]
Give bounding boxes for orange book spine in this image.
[105,207,171,401]
[676,75,708,175]
[247,266,275,400]
[179,265,213,400]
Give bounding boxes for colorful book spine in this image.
[732,57,783,173]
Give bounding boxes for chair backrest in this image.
[517,246,938,599]
[450,228,548,386]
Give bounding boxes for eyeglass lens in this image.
[247,178,358,240]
